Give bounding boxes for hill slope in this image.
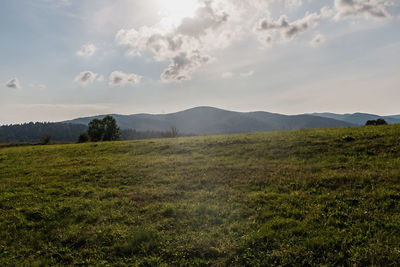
[1,125,400,265]
[310,112,400,125]
[64,106,354,134]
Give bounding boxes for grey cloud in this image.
[257,13,321,43]
[115,0,392,81]
[177,3,229,37]
[334,0,391,19]
[116,0,230,81]
[77,43,97,57]
[109,71,141,87]
[74,71,98,86]
[161,51,211,82]
[310,34,326,46]
[5,78,21,89]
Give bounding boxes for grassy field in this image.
[1,125,400,266]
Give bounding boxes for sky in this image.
[1,0,399,125]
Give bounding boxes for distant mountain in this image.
[64,107,354,135]
[8,107,400,143]
[387,115,400,120]
[310,112,400,126]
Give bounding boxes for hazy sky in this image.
[1,0,399,124]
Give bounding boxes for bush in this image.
[78,133,90,143]
[365,119,388,126]
[41,135,52,145]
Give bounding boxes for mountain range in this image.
[64,106,356,135]
[64,107,400,135]
[2,107,399,143]
[309,112,400,126]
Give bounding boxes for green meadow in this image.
[1,125,400,266]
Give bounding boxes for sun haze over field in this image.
[0,0,400,124]
[1,1,400,265]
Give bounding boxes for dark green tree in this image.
[41,135,52,145]
[78,132,90,143]
[88,119,104,142]
[376,118,388,125]
[102,115,121,141]
[365,119,388,126]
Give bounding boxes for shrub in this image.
[41,135,52,145]
[161,126,179,138]
[365,119,388,126]
[78,132,90,143]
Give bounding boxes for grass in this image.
[1,125,400,265]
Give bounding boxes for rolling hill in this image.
[64,106,354,135]
[1,125,400,265]
[310,112,400,126]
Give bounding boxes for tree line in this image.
[79,115,180,143]
[0,122,87,143]
[0,116,181,144]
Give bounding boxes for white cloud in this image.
[221,71,233,79]
[256,12,321,44]
[5,78,21,89]
[77,43,97,57]
[74,71,98,86]
[310,34,326,46]
[321,6,336,18]
[113,0,395,82]
[114,0,317,81]
[115,1,237,82]
[334,0,391,20]
[285,0,303,9]
[109,71,141,87]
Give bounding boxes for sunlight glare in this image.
[157,0,200,27]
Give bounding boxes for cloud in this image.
[221,71,233,79]
[240,70,255,77]
[114,0,393,81]
[334,0,391,19]
[74,71,98,86]
[285,0,303,9]
[320,6,336,18]
[115,1,235,82]
[256,12,321,44]
[161,51,211,82]
[5,78,21,89]
[109,71,141,87]
[310,34,326,46]
[77,43,97,57]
